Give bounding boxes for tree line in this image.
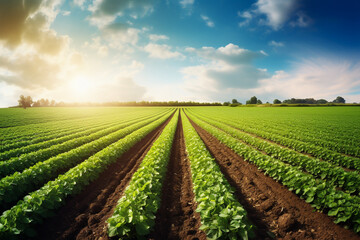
[223,96,347,106]
[16,95,350,109]
[16,95,222,109]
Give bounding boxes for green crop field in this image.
[0,107,359,239]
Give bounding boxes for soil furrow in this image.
[189,118,360,240]
[149,113,206,240]
[208,118,356,172]
[36,114,173,240]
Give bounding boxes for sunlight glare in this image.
[69,76,92,94]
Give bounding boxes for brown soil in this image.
[36,114,173,240]
[148,113,206,240]
[188,117,360,240]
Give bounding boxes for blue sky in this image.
[0,0,359,107]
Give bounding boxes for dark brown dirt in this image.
[36,114,173,240]
[189,117,360,240]
[148,113,206,240]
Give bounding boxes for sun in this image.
[69,75,92,94]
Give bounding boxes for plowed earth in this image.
[189,117,360,240]
[36,115,173,240]
[149,113,206,240]
[34,112,360,240]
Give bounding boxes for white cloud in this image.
[118,60,144,77]
[182,57,360,103]
[258,58,360,101]
[183,43,269,97]
[255,0,298,30]
[84,61,146,102]
[0,53,73,90]
[201,15,215,28]
[0,0,69,54]
[62,11,71,16]
[194,43,266,65]
[84,37,109,56]
[91,77,146,102]
[238,11,252,27]
[238,0,310,30]
[144,43,183,59]
[88,0,157,27]
[149,34,169,41]
[180,0,194,8]
[269,40,284,47]
[0,0,80,92]
[101,23,141,49]
[73,0,86,8]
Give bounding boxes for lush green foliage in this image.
[182,111,254,240]
[0,110,173,239]
[186,109,360,233]
[0,110,171,210]
[0,110,172,178]
[107,110,179,238]
[188,107,360,170]
[188,110,360,194]
[0,107,162,128]
[0,109,158,152]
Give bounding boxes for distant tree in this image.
[333,96,345,104]
[32,100,41,107]
[246,96,257,104]
[18,95,33,109]
[57,101,66,107]
[50,100,56,107]
[39,98,45,107]
[232,99,238,104]
[257,99,263,104]
[316,99,328,104]
[223,101,230,106]
[273,99,281,104]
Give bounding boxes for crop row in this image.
[0,108,167,142]
[0,121,119,160]
[188,111,360,194]
[0,110,174,238]
[0,110,172,178]
[0,110,173,211]
[190,108,359,152]
[0,109,162,152]
[0,115,113,143]
[243,116,358,147]
[181,111,254,240]
[0,108,168,145]
[188,109,360,170]
[0,109,165,160]
[1,120,101,148]
[234,119,360,157]
[107,110,179,238]
[185,110,360,233]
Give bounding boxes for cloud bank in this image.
[238,0,311,30]
[183,44,268,96]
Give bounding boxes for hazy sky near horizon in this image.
[0,0,360,107]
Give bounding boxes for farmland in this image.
[0,107,359,239]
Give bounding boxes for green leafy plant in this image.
[185,109,360,233]
[107,110,179,238]
[0,110,174,239]
[181,111,254,240]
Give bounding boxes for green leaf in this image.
[135,223,150,236]
[328,208,339,216]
